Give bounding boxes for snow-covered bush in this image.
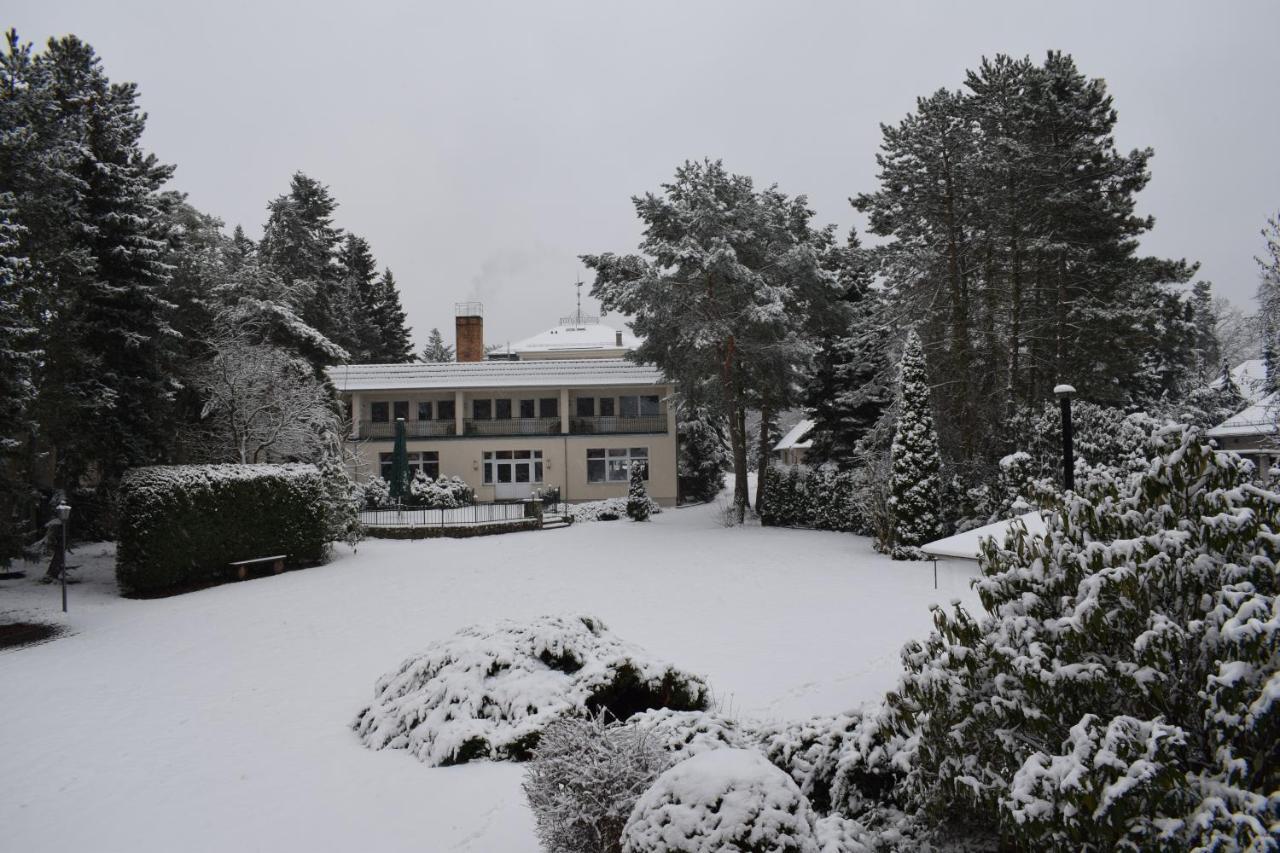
[759,464,863,533]
[352,615,709,767]
[319,454,363,547]
[360,475,390,509]
[567,498,661,523]
[627,463,651,521]
[116,463,330,595]
[754,713,863,815]
[621,748,821,853]
[859,427,1280,849]
[524,712,672,853]
[1009,398,1158,484]
[625,709,747,759]
[406,472,474,508]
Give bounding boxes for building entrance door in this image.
[486,450,544,500]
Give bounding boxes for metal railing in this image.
[357,421,457,440]
[360,502,531,528]
[464,417,561,436]
[569,415,667,434]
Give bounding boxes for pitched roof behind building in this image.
[327,358,665,392]
[506,322,641,355]
[1207,391,1278,439]
[774,419,815,451]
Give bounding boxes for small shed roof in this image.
[920,511,1047,561]
[774,419,815,452]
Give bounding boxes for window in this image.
[619,395,660,418]
[519,399,536,418]
[587,447,648,483]
[540,397,559,418]
[393,401,410,421]
[495,399,512,420]
[576,397,595,417]
[370,402,389,423]
[417,401,432,421]
[483,450,543,484]
[379,451,440,480]
[599,397,615,417]
[472,399,492,420]
[437,399,455,421]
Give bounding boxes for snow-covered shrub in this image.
[352,615,709,767]
[760,464,863,533]
[627,463,651,521]
[625,709,747,759]
[116,463,329,595]
[319,454,363,547]
[862,427,1280,849]
[524,712,672,853]
[360,476,390,509]
[406,472,474,508]
[621,748,821,853]
[1009,398,1158,483]
[567,498,661,523]
[754,713,863,814]
[813,815,873,853]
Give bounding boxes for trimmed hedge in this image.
[116,464,330,595]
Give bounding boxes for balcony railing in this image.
[570,415,667,435]
[357,420,457,440]
[464,417,562,436]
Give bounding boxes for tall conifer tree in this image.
[888,330,943,556]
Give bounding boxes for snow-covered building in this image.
[1207,391,1278,477]
[920,511,1047,563]
[328,304,677,505]
[1212,358,1268,404]
[497,321,641,361]
[772,419,814,466]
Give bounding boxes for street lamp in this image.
[1054,384,1076,493]
[56,503,71,613]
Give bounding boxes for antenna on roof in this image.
[559,277,599,327]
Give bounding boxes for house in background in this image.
[772,419,815,466]
[1212,357,1268,404]
[328,303,678,505]
[1208,391,1277,478]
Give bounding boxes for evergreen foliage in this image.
[676,404,727,503]
[365,268,414,362]
[627,463,651,521]
[852,428,1280,849]
[887,331,943,556]
[420,327,454,362]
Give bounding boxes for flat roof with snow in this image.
[327,358,666,392]
[920,511,1048,561]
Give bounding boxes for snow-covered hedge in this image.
[116,464,330,595]
[759,464,863,533]
[755,713,863,814]
[361,474,474,509]
[625,709,747,759]
[566,497,661,523]
[621,748,821,853]
[352,615,709,767]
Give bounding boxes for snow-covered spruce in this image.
[524,712,672,853]
[627,462,652,521]
[624,709,747,759]
[621,748,821,853]
[887,329,943,558]
[352,615,708,766]
[566,497,661,523]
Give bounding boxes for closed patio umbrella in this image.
[389,417,409,503]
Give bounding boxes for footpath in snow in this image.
[0,501,979,853]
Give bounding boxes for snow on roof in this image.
[506,322,641,354]
[1212,358,1269,404]
[1207,390,1279,439]
[327,358,665,392]
[773,419,815,451]
[920,511,1047,561]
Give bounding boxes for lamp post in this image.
[1054,384,1076,492]
[56,503,71,613]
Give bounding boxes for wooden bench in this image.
[229,554,288,581]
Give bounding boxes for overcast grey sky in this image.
[10,0,1280,349]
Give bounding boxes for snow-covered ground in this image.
[0,501,980,853]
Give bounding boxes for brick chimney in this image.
[455,302,484,362]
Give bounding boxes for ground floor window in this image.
[379,451,440,480]
[586,447,648,483]
[483,450,544,484]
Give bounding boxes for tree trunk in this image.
[719,334,749,525]
[754,405,772,515]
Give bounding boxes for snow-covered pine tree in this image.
[676,404,727,503]
[336,233,379,360]
[887,331,942,557]
[1256,212,1280,373]
[366,268,414,362]
[627,462,651,521]
[0,195,38,564]
[862,427,1280,849]
[420,327,455,363]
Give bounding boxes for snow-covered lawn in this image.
[0,502,979,853]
